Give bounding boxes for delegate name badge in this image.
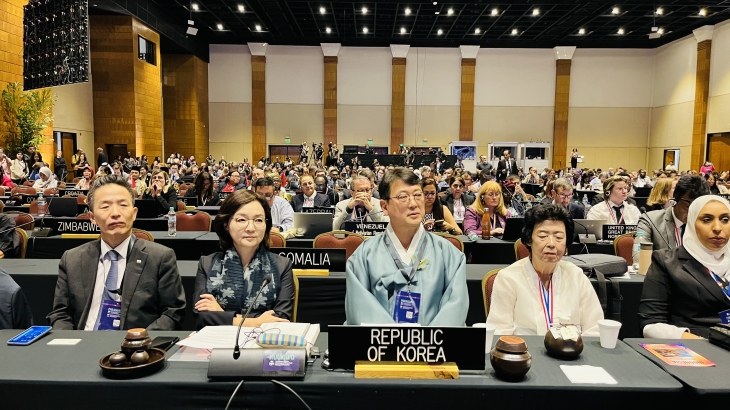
[98,299,122,330]
[393,291,421,323]
[720,309,730,325]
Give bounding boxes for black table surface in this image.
[0,330,684,409]
[625,338,730,396]
[4,259,644,337]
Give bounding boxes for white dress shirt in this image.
[385,224,425,265]
[586,200,641,225]
[303,192,316,207]
[84,236,131,330]
[487,258,604,336]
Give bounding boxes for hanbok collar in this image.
[385,223,426,266]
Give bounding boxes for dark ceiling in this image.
[144,0,730,49]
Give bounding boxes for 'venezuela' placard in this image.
[343,221,388,236]
[270,247,346,271]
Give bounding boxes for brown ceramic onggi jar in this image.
[490,336,532,382]
[121,328,152,359]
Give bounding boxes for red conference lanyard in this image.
[605,202,625,225]
[539,280,553,331]
[674,225,682,247]
[491,214,503,231]
[454,199,463,220]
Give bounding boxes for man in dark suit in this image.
[496,150,518,182]
[290,174,331,212]
[434,158,444,175]
[96,147,108,169]
[539,178,585,220]
[0,268,33,329]
[47,176,186,330]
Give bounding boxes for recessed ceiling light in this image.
[532,9,539,16]
[363,27,368,33]
[255,24,261,31]
[405,8,411,15]
[435,11,439,14]
[217,23,223,30]
[238,4,244,12]
[612,7,620,14]
[511,28,518,35]
[658,28,664,34]
[191,3,198,10]
[491,8,498,16]
[433,1,437,5]
[437,29,443,35]
[319,6,325,14]
[447,8,454,15]
[617,28,624,34]
[325,27,331,33]
[475,28,481,34]
[699,8,707,16]
[361,7,367,14]
[578,28,585,35]
[400,27,406,34]
[656,7,663,15]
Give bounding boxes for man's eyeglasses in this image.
[555,192,573,200]
[391,192,425,204]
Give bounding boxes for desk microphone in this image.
[639,207,671,248]
[233,273,272,358]
[573,219,595,246]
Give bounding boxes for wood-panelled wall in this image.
[252,55,266,162]
[162,54,209,161]
[552,59,571,170]
[90,15,162,164]
[324,56,337,153]
[691,40,712,171]
[390,57,406,153]
[708,133,730,173]
[459,58,476,141]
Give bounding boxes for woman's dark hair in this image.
[420,178,445,220]
[378,167,420,200]
[214,190,272,251]
[520,204,574,252]
[674,174,709,201]
[195,171,215,200]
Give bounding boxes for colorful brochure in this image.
[640,343,716,367]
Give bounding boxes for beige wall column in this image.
[690,26,714,171]
[390,45,409,154]
[321,43,341,159]
[459,46,479,141]
[551,46,576,170]
[249,43,267,162]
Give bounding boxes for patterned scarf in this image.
[206,246,281,315]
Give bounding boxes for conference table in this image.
[0,330,690,409]
[3,260,645,337]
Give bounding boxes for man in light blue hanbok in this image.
[345,168,468,326]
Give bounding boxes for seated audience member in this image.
[315,175,338,206]
[464,181,511,239]
[345,168,468,325]
[634,175,709,267]
[185,171,221,206]
[291,174,330,212]
[0,167,12,190]
[193,190,293,329]
[462,171,478,194]
[442,176,475,226]
[181,165,199,183]
[421,178,461,235]
[522,167,540,185]
[634,169,653,188]
[255,177,294,233]
[645,178,677,211]
[76,165,94,190]
[0,214,16,258]
[333,175,388,230]
[639,196,730,338]
[706,173,720,195]
[590,172,607,191]
[216,171,246,195]
[487,205,603,336]
[47,176,186,330]
[540,178,585,220]
[127,166,146,197]
[32,166,57,192]
[586,176,641,224]
[0,268,33,329]
[142,170,178,214]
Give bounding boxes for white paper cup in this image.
[472,323,496,352]
[597,319,622,349]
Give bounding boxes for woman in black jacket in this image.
[54,150,67,181]
[185,171,221,206]
[142,169,178,214]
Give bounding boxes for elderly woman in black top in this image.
[193,190,294,329]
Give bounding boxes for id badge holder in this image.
[98,299,122,330]
[393,290,421,323]
[719,309,730,325]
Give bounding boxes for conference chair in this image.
[28,200,38,214]
[613,232,636,266]
[0,186,6,196]
[5,211,34,230]
[514,239,530,261]
[13,227,28,259]
[22,181,33,187]
[76,195,87,205]
[175,211,211,231]
[42,188,59,197]
[270,231,286,248]
[76,213,91,220]
[292,273,300,322]
[179,189,187,197]
[132,228,154,242]
[0,202,4,213]
[313,230,365,259]
[58,182,66,190]
[177,200,186,212]
[481,268,501,318]
[432,232,464,253]
[11,186,36,196]
[72,177,80,183]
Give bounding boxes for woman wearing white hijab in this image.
[639,195,730,338]
[32,166,58,192]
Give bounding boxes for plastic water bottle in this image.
[582,194,591,218]
[167,207,177,236]
[469,232,479,242]
[633,232,644,271]
[525,199,533,211]
[37,193,46,217]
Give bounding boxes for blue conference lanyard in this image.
[539,280,553,331]
[708,268,730,300]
